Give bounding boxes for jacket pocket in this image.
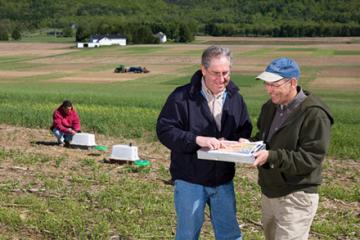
[259,168,286,188]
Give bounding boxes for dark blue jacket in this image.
[156,70,252,186]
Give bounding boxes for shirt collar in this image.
[201,77,225,100]
[279,88,307,111]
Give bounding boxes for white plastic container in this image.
[109,144,139,161]
[70,133,97,147]
[197,141,265,164]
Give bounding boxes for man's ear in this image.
[201,65,207,77]
[290,77,298,87]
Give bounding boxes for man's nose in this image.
[266,87,273,95]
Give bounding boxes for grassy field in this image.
[0,37,359,239]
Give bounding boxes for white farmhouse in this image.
[77,34,127,48]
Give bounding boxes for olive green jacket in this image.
[254,89,334,197]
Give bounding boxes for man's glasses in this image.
[206,69,230,78]
[264,79,290,88]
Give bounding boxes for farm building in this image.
[77,34,127,48]
[155,32,167,43]
[90,34,126,46]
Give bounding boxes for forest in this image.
[0,0,359,42]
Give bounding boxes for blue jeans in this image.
[174,180,242,240]
[52,128,73,144]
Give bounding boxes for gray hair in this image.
[201,45,232,69]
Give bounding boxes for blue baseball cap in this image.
[256,57,301,82]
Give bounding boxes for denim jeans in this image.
[174,179,242,240]
[52,128,73,144]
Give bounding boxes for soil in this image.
[0,124,170,184]
[0,123,358,192]
[0,123,358,239]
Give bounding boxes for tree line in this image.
[0,0,359,42]
[74,19,195,43]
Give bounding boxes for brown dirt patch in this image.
[53,71,142,83]
[311,77,360,90]
[0,70,52,78]
[297,56,360,66]
[34,63,96,72]
[0,42,75,57]
[0,124,170,185]
[318,67,360,78]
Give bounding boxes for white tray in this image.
[197,149,255,164]
[197,141,265,164]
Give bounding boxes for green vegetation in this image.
[0,0,360,42]
[0,148,176,238]
[0,146,357,239]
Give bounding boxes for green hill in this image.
[0,0,359,39]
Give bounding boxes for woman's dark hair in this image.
[61,100,73,108]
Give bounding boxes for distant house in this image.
[90,34,126,46]
[77,34,127,48]
[155,32,167,43]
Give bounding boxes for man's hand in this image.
[196,136,222,150]
[68,128,77,135]
[253,150,269,167]
[239,138,250,143]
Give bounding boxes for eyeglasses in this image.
[264,79,290,88]
[206,69,230,78]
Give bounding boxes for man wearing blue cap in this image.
[251,57,333,239]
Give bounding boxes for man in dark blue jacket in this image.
[157,46,252,240]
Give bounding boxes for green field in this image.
[0,37,359,239]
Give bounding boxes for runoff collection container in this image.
[109,144,139,161]
[70,133,97,147]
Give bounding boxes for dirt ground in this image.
[0,123,175,224]
[0,122,358,239]
[0,123,358,203]
[0,123,358,240]
[0,124,169,174]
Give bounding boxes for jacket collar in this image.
[265,88,334,132]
